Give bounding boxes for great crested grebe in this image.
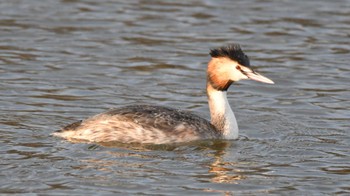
[53,44,274,144]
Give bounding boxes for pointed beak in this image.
[239,66,274,84]
[245,70,274,84]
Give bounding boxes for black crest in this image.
[209,44,250,67]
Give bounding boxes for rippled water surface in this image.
[1,0,350,195]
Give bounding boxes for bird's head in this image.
[207,44,274,91]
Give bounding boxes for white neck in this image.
[207,84,239,139]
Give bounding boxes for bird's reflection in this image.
[76,140,246,187]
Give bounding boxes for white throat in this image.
[207,87,239,139]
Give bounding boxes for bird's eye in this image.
[236,65,245,73]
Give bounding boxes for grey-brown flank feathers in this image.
[57,105,221,144]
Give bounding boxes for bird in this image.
[53,44,274,144]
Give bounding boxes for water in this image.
[1,0,349,195]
